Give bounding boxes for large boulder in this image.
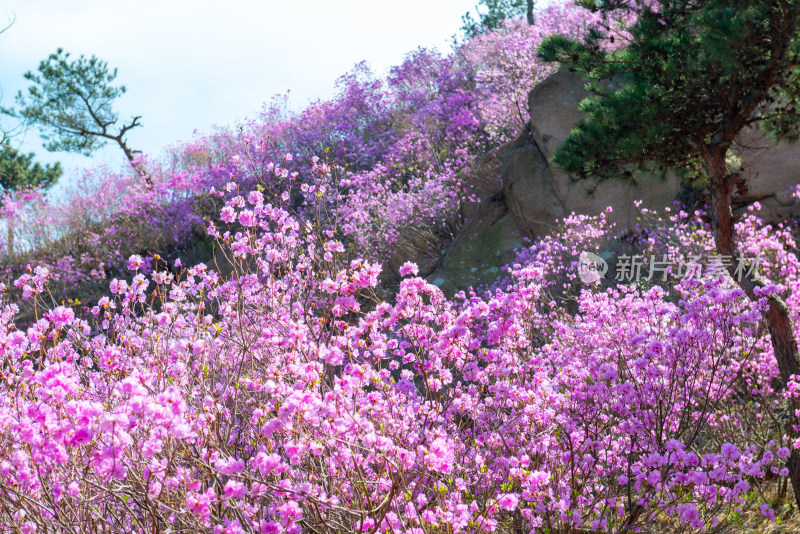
[735,128,800,221]
[511,69,683,237]
[429,198,525,295]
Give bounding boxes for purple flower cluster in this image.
[1,2,614,289]
[0,3,797,531]
[0,174,797,532]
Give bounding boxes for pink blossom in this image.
[399,261,419,277]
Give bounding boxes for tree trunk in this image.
[527,0,535,25]
[116,137,153,188]
[6,222,13,258]
[704,145,800,508]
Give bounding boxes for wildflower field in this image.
[2,1,800,532]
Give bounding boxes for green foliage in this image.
[0,143,62,191]
[11,48,142,162]
[462,0,534,37]
[537,0,800,184]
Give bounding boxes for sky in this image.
[0,0,497,178]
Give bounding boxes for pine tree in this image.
[10,48,150,185]
[0,143,61,192]
[462,0,535,37]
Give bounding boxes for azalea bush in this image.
[0,163,798,532]
[0,157,213,326]
[2,2,613,288]
[462,2,604,142]
[1,2,799,532]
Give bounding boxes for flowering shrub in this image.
[1,3,799,531]
[0,170,797,532]
[1,1,614,291]
[0,153,216,322]
[462,2,604,142]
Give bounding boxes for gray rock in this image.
[428,70,800,294]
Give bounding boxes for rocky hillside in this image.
[3,2,800,532]
[430,69,800,293]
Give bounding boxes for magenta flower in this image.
[277,501,302,527]
[399,261,419,277]
[220,206,236,223]
[497,493,519,511]
[238,209,255,227]
[126,254,143,271]
[223,480,247,500]
[45,306,74,330]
